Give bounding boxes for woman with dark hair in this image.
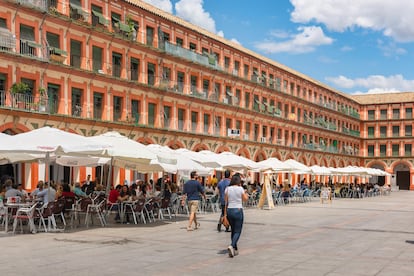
[224,173,248,257]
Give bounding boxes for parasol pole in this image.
[46,152,51,201]
[105,157,114,198]
[100,164,104,186]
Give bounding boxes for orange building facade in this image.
[0,0,411,190]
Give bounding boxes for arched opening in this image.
[393,162,411,190]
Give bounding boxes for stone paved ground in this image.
[2,191,414,276]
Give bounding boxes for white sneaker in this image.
[234,249,239,256]
[228,245,235,258]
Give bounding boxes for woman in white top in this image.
[224,174,248,257]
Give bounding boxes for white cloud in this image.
[144,0,238,44]
[317,56,337,64]
[255,26,333,54]
[326,74,414,93]
[142,0,173,13]
[175,0,217,34]
[351,89,402,95]
[377,39,406,58]
[230,38,241,45]
[340,46,353,52]
[290,0,414,42]
[269,29,290,39]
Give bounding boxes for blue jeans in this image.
[227,208,244,250]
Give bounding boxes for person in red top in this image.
[108,185,122,222]
[61,183,76,198]
[60,183,76,215]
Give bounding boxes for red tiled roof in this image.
[350,92,414,104]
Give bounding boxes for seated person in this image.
[73,182,88,198]
[95,184,105,193]
[36,182,56,205]
[31,181,44,198]
[0,185,5,202]
[129,183,139,201]
[204,184,214,194]
[108,185,122,222]
[119,185,131,223]
[61,183,76,198]
[153,186,161,197]
[17,184,29,198]
[60,183,76,213]
[119,185,130,202]
[5,183,24,201]
[55,184,63,199]
[81,174,96,196]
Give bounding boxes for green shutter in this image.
[47,83,60,89]
[52,47,67,56]
[119,22,131,32]
[27,41,42,48]
[20,25,34,41]
[92,10,109,26]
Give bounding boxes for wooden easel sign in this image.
[258,174,275,209]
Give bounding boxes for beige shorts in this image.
[188,200,199,213]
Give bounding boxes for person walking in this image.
[224,174,248,257]
[216,169,231,232]
[183,171,205,231]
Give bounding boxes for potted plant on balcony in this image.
[49,47,67,63]
[126,14,138,41]
[10,82,30,109]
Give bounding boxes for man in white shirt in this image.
[36,182,56,205]
[17,184,29,198]
[5,183,23,199]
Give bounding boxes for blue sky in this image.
[143,0,414,95]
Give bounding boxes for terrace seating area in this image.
[0,180,392,235]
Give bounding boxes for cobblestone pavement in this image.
[2,191,414,276]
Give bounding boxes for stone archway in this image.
[253,151,266,162]
[392,162,411,190]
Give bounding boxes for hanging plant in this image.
[38,87,46,96]
[10,82,30,94]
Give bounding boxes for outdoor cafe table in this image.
[3,202,35,233]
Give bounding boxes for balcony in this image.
[48,46,68,63]
[349,130,360,137]
[338,105,360,119]
[0,90,52,113]
[15,0,47,11]
[20,39,43,59]
[0,27,16,52]
[165,41,222,71]
[69,3,90,22]
[190,86,207,99]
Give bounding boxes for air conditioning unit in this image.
[98,69,105,74]
[228,128,240,137]
[261,137,267,143]
[223,98,229,104]
[243,134,249,140]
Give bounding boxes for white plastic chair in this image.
[12,203,37,234]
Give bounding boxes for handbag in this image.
[222,215,230,228]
